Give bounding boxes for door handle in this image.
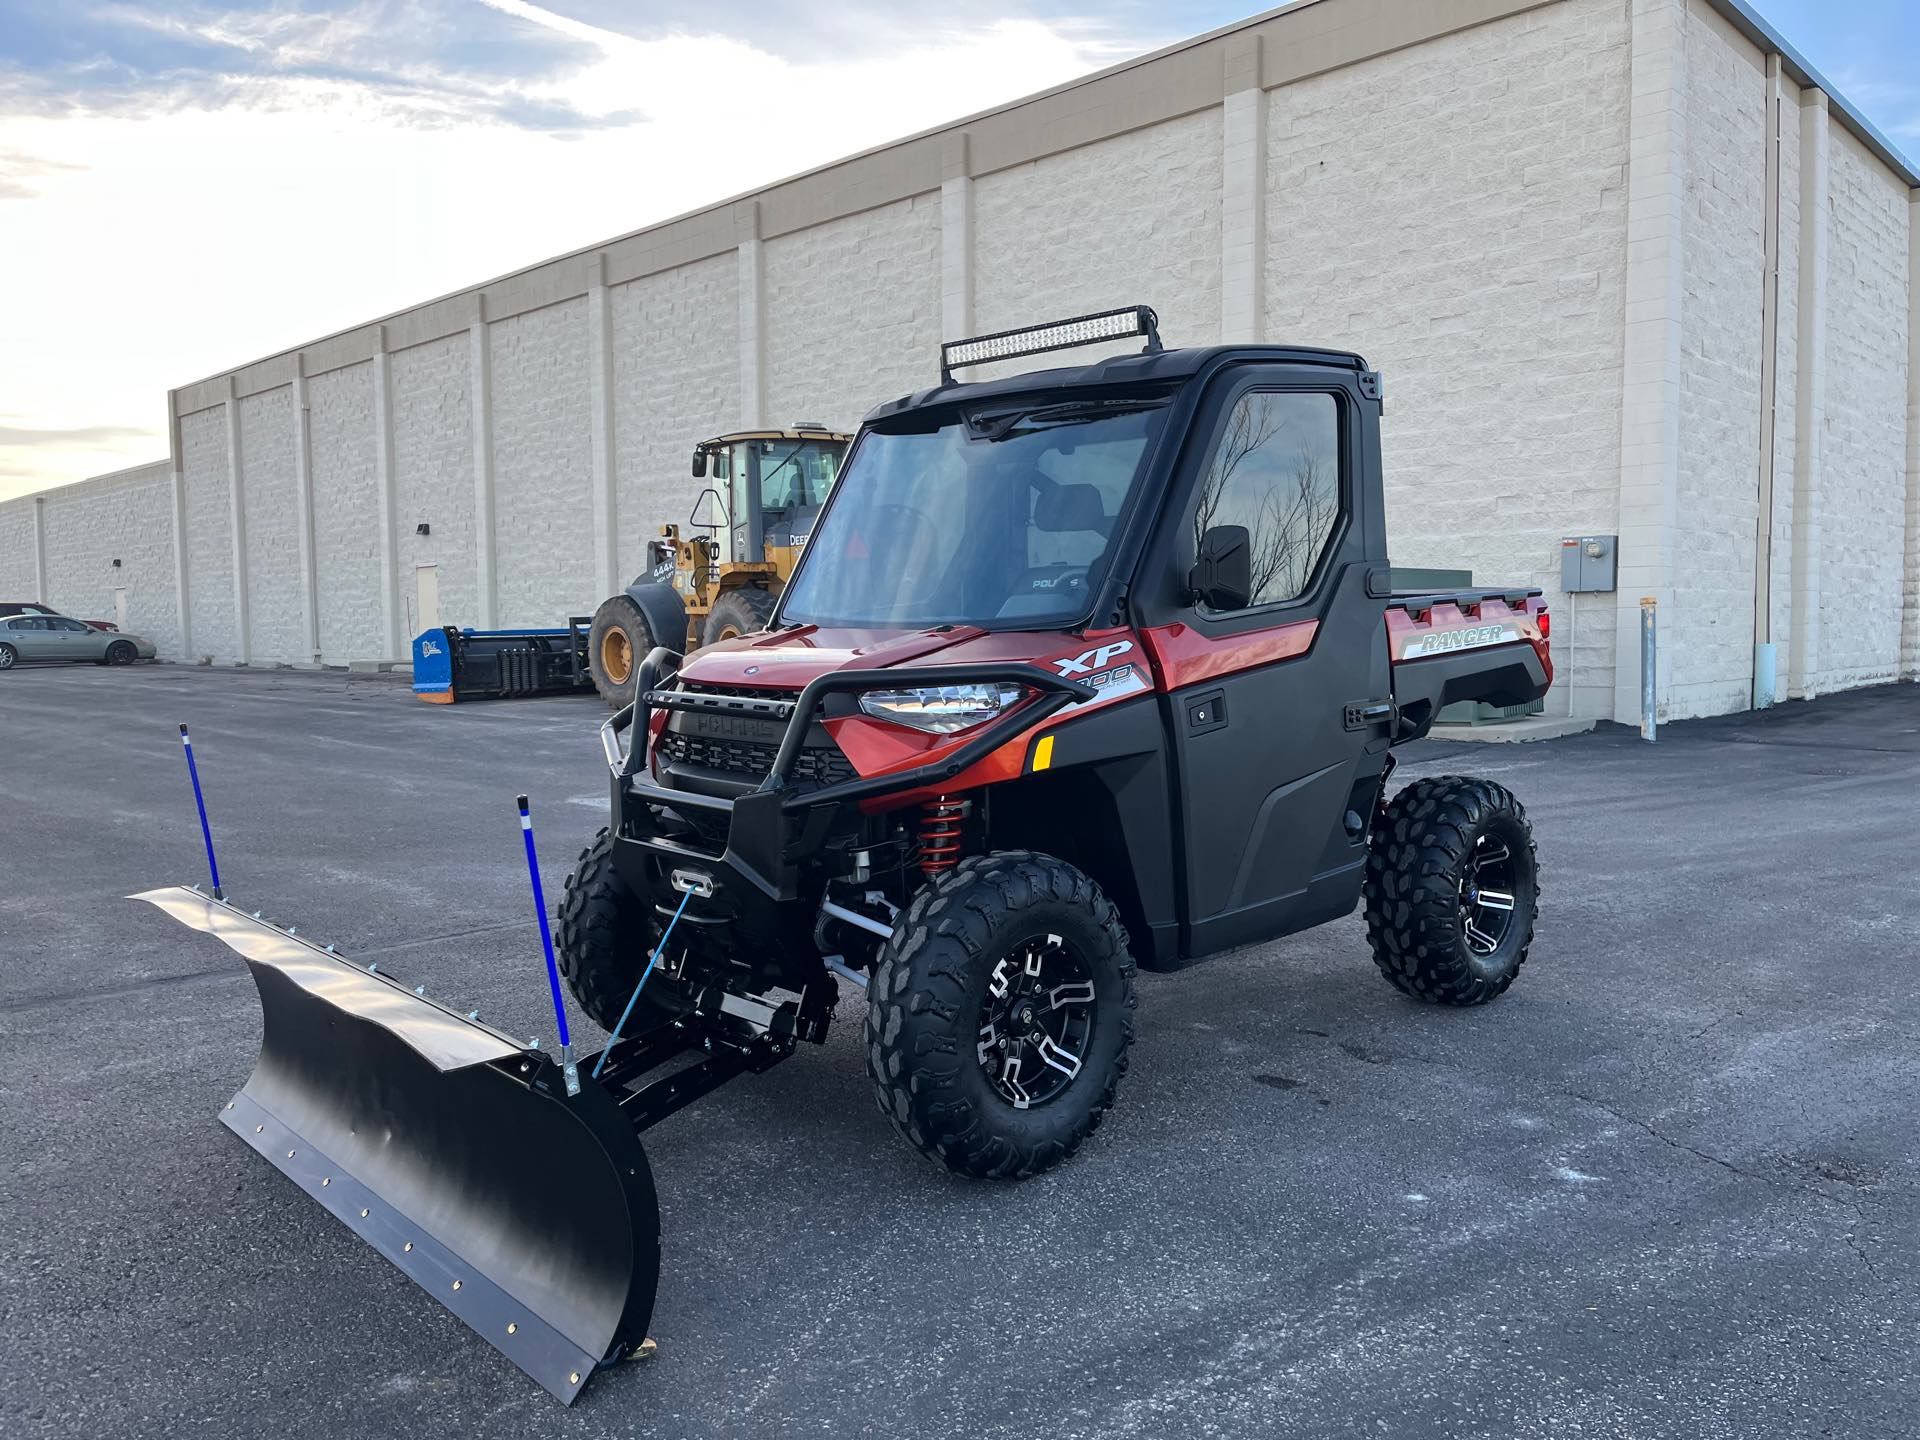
[1343,699,1395,731]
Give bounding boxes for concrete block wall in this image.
[390,333,478,639]
[1818,126,1911,691]
[489,298,595,627]
[179,406,237,661]
[763,194,943,431]
[0,501,37,598]
[238,386,305,663]
[1671,0,1767,718]
[308,361,384,661]
[1,0,1913,721]
[38,462,180,653]
[609,255,739,568]
[975,107,1224,361]
[1268,0,1632,719]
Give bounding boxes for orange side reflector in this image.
[1031,734,1055,772]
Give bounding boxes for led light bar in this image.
[940,306,1162,383]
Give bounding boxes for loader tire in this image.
[866,851,1136,1180]
[556,827,688,1035]
[701,587,777,646]
[588,594,653,708]
[1364,776,1538,1006]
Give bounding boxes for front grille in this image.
[656,730,855,787]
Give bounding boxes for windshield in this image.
[751,440,840,515]
[778,396,1168,629]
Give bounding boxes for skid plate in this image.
[137,886,660,1404]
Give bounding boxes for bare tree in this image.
[1193,396,1338,605]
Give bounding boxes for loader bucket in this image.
[137,886,659,1404]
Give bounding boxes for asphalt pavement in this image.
[3,662,1916,1439]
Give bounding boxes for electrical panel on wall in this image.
[1559,535,1616,593]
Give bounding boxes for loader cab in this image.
[691,428,850,572]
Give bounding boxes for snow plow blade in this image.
[136,885,659,1404]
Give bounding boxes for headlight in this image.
[857,683,1025,734]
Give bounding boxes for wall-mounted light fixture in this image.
[416,523,431,536]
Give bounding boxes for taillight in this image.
[1536,607,1551,638]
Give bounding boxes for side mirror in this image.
[1190,524,1253,611]
[691,447,707,478]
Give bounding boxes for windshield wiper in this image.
[967,398,1167,442]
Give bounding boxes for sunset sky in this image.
[1,0,1913,502]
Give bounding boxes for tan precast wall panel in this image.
[609,253,739,565]
[303,326,383,380]
[763,195,944,432]
[308,361,385,660]
[234,355,301,401]
[1817,125,1911,690]
[602,207,737,288]
[1671,0,1767,718]
[386,293,483,356]
[389,333,478,637]
[759,138,946,239]
[179,407,238,659]
[486,255,598,325]
[36,461,180,654]
[1266,0,1632,718]
[973,108,1224,376]
[238,387,305,662]
[488,298,596,626]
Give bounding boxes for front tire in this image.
[701,586,777,646]
[587,595,653,708]
[1364,776,1538,1005]
[106,639,137,665]
[866,851,1136,1180]
[555,828,687,1034]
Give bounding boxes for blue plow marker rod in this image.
[516,794,570,1051]
[594,887,692,1080]
[178,724,223,900]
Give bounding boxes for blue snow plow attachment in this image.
[412,621,596,703]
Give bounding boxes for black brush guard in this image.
[600,647,1096,902]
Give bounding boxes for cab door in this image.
[1139,374,1392,960]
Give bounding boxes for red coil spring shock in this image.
[919,796,970,877]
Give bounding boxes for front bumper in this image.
[599,648,1093,912]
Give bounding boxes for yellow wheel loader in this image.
[587,426,849,704]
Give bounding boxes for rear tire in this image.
[701,587,777,646]
[0,643,15,671]
[588,595,653,708]
[866,851,1136,1180]
[1364,776,1538,1005]
[106,639,137,665]
[556,828,688,1035]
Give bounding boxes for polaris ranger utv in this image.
[142,306,1550,1403]
[562,305,1550,1179]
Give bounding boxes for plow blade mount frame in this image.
[138,886,659,1404]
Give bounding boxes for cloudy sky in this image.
[1,0,1914,502]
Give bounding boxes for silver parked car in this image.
[0,614,156,669]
